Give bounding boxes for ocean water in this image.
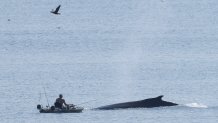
[0,0,218,123]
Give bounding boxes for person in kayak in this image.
[54,94,69,109]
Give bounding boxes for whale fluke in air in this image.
[95,95,178,110]
[51,5,61,15]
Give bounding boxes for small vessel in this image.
[37,104,84,113]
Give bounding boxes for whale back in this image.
[95,95,178,110]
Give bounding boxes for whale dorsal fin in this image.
[141,95,164,102]
[156,95,164,100]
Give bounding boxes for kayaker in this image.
[54,94,69,109]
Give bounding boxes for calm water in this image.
[0,0,218,123]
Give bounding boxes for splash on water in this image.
[185,103,208,108]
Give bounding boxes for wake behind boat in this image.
[37,104,84,113]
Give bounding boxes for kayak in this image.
[37,104,84,113]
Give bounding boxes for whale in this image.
[95,95,178,110]
[51,5,61,15]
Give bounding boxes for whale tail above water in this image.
[51,5,61,15]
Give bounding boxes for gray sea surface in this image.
[0,0,218,123]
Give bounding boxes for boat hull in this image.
[39,108,83,113]
[37,104,84,113]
